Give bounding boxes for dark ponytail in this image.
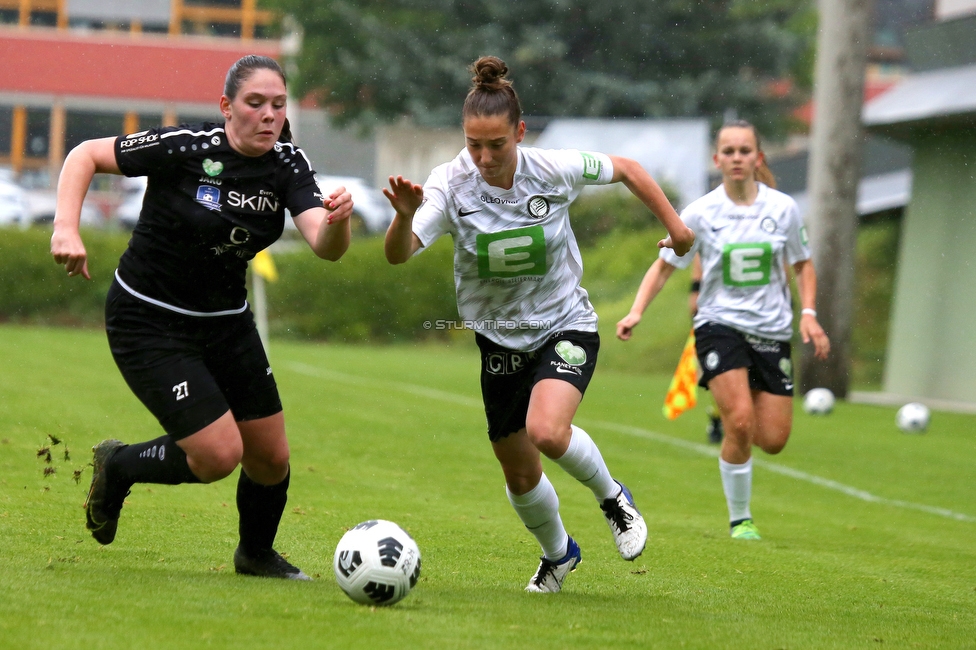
[462,56,522,126]
[278,118,293,143]
[717,119,777,189]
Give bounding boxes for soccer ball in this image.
[896,402,930,433]
[333,520,421,606]
[803,387,835,415]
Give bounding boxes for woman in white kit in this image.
[383,56,695,592]
[617,120,830,540]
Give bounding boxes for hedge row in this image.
[0,228,459,342]
[0,228,129,327]
[264,235,458,342]
[2,189,665,339]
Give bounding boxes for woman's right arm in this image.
[616,258,678,341]
[51,137,121,279]
[383,175,425,264]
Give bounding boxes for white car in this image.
[25,190,104,228]
[115,175,394,233]
[0,169,30,227]
[114,176,148,230]
[315,175,394,233]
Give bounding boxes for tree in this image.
[800,0,873,397]
[267,0,816,133]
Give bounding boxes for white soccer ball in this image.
[803,387,835,415]
[333,519,421,606]
[896,402,930,433]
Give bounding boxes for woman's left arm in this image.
[793,258,830,359]
[292,186,354,261]
[608,155,695,256]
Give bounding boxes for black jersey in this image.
[114,122,323,314]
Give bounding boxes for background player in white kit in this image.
[617,120,830,540]
[384,56,694,592]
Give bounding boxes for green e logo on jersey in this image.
[581,152,602,180]
[723,243,772,287]
[476,226,547,278]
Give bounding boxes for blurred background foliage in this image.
[269,0,817,138]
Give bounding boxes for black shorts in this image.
[476,330,599,442]
[105,280,282,440]
[694,322,794,396]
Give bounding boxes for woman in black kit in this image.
[50,55,352,579]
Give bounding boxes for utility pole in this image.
[800,0,874,397]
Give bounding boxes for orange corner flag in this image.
[663,329,699,420]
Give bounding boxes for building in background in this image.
[0,0,279,189]
[862,0,976,407]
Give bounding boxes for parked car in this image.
[315,175,394,233]
[0,169,30,227]
[114,176,147,230]
[113,175,393,233]
[25,190,104,228]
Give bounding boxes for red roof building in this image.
[0,0,280,186]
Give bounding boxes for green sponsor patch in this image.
[581,152,602,180]
[779,357,793,378]
[800,226,808,246]
[476,226,547,278]
[722,242,772,287]
[202,158,224,177]
[555,340,587,365]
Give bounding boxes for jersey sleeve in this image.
[411,171,452,252]
[657,209,699,269]
[546,149,614,189]
[576,150,614,186]
[280,144,324,217]
[115,126,181,177]
[783,200,812,265]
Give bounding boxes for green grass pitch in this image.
[1,324,973,649]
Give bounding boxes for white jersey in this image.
[659,183,811,341]
[412,146,614,350]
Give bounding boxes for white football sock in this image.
[719,457,753,523]
[553,425,619,501]
[506,473,568,560]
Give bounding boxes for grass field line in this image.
[588,419,976,523]
[285,361,976,524]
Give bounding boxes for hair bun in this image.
[471,56,509,90]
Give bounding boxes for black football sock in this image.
[237,468,290,556]
[109,435,202,489]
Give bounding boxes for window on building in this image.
[26,109,50,158]
[29,11,57,27]
[138,114,166,131]
[65,111,125,155]
[0,107,12,157]
[185,0,242,6]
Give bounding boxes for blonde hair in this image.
[716,120,776,189]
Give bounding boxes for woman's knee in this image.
[756,427,790,455]
[186,443,243,482]
[242,447,290,484]
[523,417,570,457]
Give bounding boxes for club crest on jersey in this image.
[761,217,777,233]
[195,185,221,211]
[202,158,223,177]
[705,350,720,371]
[527,195,550,219]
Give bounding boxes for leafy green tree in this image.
[267,0,815,135]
